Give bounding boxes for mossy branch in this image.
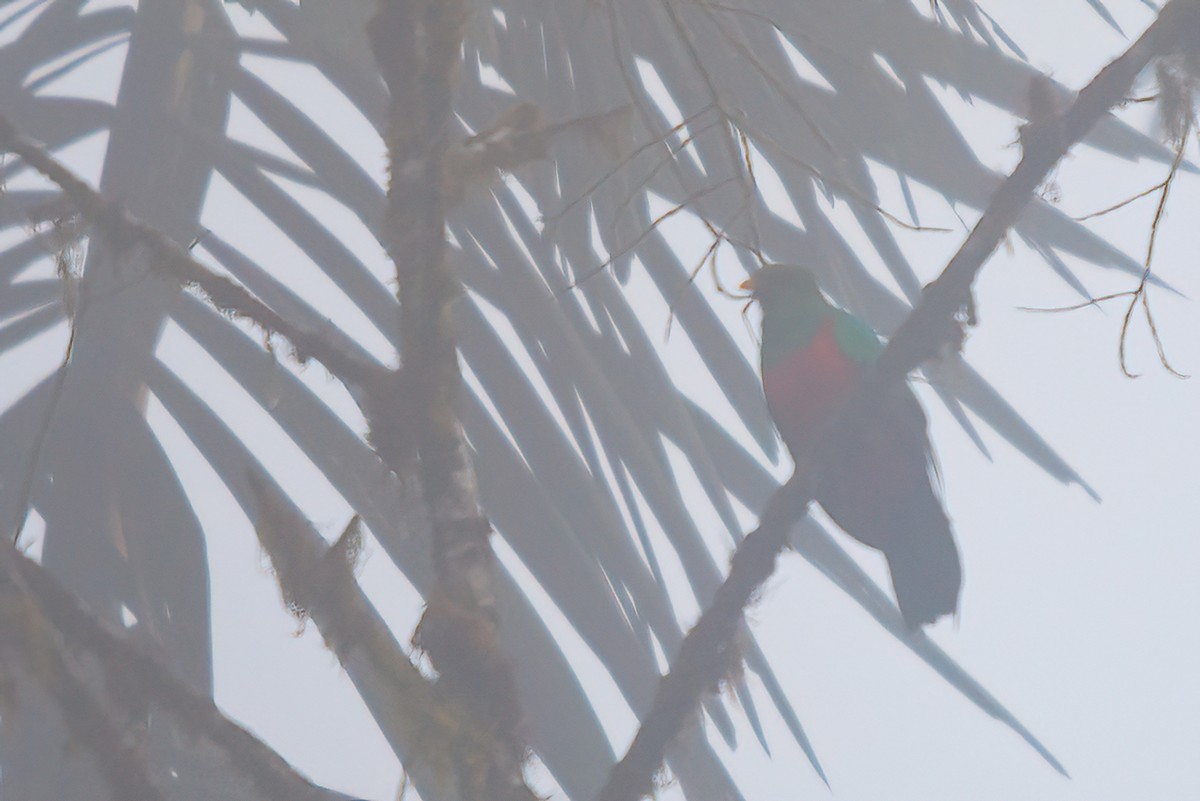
[0,549,164,801]
[250,475,535,801]
[0,114,387,398]
[6,545,349,801]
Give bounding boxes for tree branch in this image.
[592,4,1200,800]
[7,544,350,801]
[250,475,536,801]
[595,478,814,801]
[0,106,532,800]
[0,548,165,801]
[0,113,387,397]
[370,0,529,797]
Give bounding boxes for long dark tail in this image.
[886,520,962,629]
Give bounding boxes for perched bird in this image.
[742,265,961,627]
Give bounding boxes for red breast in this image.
[762,317,858,452]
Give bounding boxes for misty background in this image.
[0,0,1196,799]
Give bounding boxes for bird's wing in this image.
[831,308,884,365]
[831,309,945,488]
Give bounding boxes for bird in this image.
[741,264,961,628]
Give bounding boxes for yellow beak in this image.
[739,276,755,293]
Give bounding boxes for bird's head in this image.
[740,264,824,311]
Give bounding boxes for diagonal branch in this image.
[873,0,1196,392]
[6,544,350,801]
[592,3,1200,800]
[250,475,534,801]
[0,113,387,397]
[0,548,165,801]
[594,477,815,801]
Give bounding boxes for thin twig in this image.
[1118,279,1145,377]
[544,104,718,226]
[696,3,833,154]
[1017,290,1137,313]
[9,298,80,546]
[1072,179,1169,220]
[1118,119,1190,378]
[663,219,756,340]
[747,123,953,232]
[738,129,758,191]
[566,176,740,289]
[659,0,768,253]
[1042,121,1193,378]
[602,117,727,241]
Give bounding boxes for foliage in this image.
[0,0,1189,798]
